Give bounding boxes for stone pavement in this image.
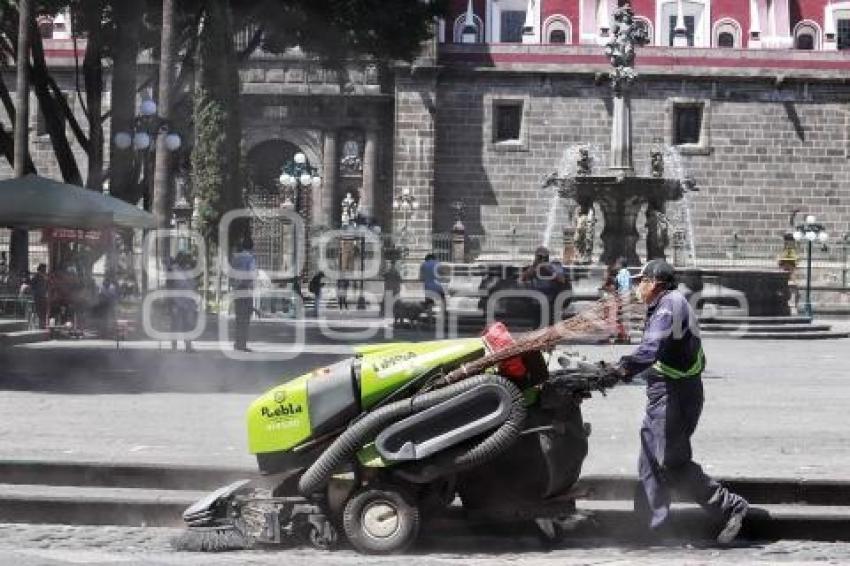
[0,335,849,479]
[0,523,848,565]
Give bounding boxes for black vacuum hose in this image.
[298,374,525,496]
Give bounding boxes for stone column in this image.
[598,194,643,266]
[748,0,762,48]
[319,131,337,227]
[609,94,633,175]
[361,129,377,220]
[451,221,466,263]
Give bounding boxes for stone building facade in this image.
[419,44,850,260]
[3,1,850,268]
[392,0,850,261]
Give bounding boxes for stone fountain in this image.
[447,2,803,321]
[544,2,694,266]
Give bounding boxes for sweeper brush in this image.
[171,525,251,552]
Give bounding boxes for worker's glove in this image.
[597,362,629,387]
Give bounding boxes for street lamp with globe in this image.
[113,97,183,284]
[278,152,321,212]
[793,214,828,318]
[113,97,182,155]
[278,152,321,289]
[392,188,418,258]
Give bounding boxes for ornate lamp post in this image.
[114,98,182,286]
[279,152,321,211]
[113,98,182,157]
[793,214,829,318]
[278,152,321,282]
[392,188,418,257]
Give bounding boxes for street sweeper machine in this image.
[175,299,630,555]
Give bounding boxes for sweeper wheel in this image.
[342,486,420,554]
[303,519,339,551]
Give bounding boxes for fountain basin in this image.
[677,268,792,317]
[562,174,684,266]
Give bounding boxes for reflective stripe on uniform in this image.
[652,347,705,379]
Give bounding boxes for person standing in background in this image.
[231,237,257,352]
[30,263,48,329]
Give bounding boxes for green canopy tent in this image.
[0,175,157,331]
[0,174,155,230]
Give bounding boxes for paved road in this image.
[0,523,848,565]
[0,333,848,479]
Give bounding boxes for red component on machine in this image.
[481,322,527,380]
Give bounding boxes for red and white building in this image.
[441,0,850,51]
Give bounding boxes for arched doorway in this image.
[245,139,316,275]
[246,139,302,196]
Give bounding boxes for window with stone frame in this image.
[493,101,523,143]
[500,10,525,42]
[549,29,566,43]
[717,32,734,47]
[796,33,814,50]
[669,15,695,46]
[838,18,850,50]
[673,104,703,145]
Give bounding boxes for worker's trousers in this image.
[636,370,748,530]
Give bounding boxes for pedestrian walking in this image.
[336,278,349,310]
[30,264,48,329]
[520,246,570,325]
[610,256,631,343]
[231,237,257,352]
[168,253,198,352]
[308,271,325,318]
[419,253,445,320]
[381,261,402,317]
[615,256,631,295]
[612,259,749,544]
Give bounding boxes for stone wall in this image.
[434,70,850,259]
[393,69,439,256]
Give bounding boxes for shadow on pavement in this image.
[0,348,343,395]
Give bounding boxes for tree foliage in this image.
[231,0,449,62]
[190,88,226,244]
[191,0,243,246]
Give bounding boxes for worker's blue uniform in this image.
[619,289,748,530]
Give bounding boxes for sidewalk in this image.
[1,337,849,480]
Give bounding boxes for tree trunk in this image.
[30,25,83,185]
[153,0,176,229]
[82,0,106,190]
[108,1,144,204]
[10,0,32,277]
[0,78,37,173]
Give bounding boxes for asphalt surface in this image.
[0,328,849,478]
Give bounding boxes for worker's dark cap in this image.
[631,259,675,282]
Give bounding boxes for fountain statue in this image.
[574,207,596,264]
[545,1,695,265]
